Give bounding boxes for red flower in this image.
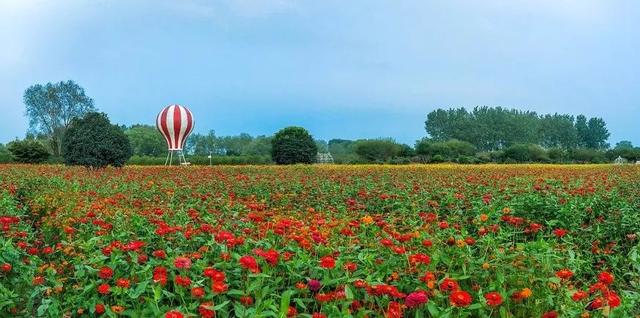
[97,283,110,295]
[598,271,614,285]
[555,269,573,280]
[153,250,167,259]
[386,301,403,318]
[605,291,621,308]
[319,256,335,269]
[1,263,11,272]
[308,279,322,292]
[116,278,130,288]
[204,267,226,282]
[239,255,260,273]
[212,281,228,293]
[439,278,459,292]
[32,276,45,285]
[153,266,168,286]
[449,290,472,307]
[165,310,184,318]
[541,311,558,318]
[254,248,279,266]
[191,287,205,298]
[175,275,191,287]
[240,296,254,305]
[405,291,428,307]
[553,228,568,238]
[174,257,192,269]
[98,266,114,280]
[572,290,588,301]
[586,297,603,310]
[198,302,215,318]
[95,304,105,314]
[484,292,503,307]
[343,262,358,272]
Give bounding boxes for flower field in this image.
[1,164,639,318]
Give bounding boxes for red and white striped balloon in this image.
[156,104,194,151]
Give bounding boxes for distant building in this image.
[316,152,334,164]
[614,156,626,165]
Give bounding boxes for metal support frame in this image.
[164,150,188,166]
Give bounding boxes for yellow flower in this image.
[520,288,533,298]
[482,262,490,270]
[361,215,374,225]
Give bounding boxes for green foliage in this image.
[415,139,476,161]
[353,139,402,162]
[23,80,96,156]
[186,132,273,157]
[503,144,549,162]
[6,139,51,163]
[568,148,607,163]
[424,107,609,151]
[0,144,13,163]
[606,141,640,162]
[62,112,133,168]
[124,125,166,156]
[271,127,317,164]
[127,155,272,165]
[547,148,567,163]
[328,139,359,163]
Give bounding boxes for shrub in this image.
[415,139,476,161]
[6,139,50,163]
[569,148,606,163]
[354,139,402,162]
[503,144,549,162]
[271,127,317,164]
[0,144,14,163]
[547,148,566,163]
[62,112,133,168]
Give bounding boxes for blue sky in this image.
[1,0,638,146]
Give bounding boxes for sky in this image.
[1,0,639,146]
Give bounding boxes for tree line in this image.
[2,80,639,166]
[425,107,610,151]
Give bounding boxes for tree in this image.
[24,80,96,156]
[62,112,132,168]
[586,117,610,149]
[503,144,549,162]
[271,127,317,164]
[0,144,12,163]
[328,139,358,163]
[615,140,634,150]
[575,115,589,148]
[125,125,166,156]
[220,133,254,156]
[244,135,273,156]
[353,139,402,162]
[415,139,476,160]
[6,139,51,163]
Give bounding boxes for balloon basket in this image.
[164,150,189,166]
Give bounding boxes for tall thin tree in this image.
[24,80,96,156]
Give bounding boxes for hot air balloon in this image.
[156,104,194,165]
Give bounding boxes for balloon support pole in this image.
[164,150,188,166]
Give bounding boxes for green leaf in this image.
[279,290,294,318]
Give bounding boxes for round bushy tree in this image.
[271,126,317,164]
[7,139,50,163]
[62,112,132,168]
